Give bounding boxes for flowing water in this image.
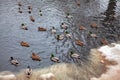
[0,0,120,80]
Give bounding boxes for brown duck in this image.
[20,41,30,47]
[101,38,108,45]
[75,39,84,46]
[31,53,41,61]
[38,27,47,31]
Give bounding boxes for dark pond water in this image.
[0,0,120,72]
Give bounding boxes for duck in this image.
[21,23,28,30]
[50,54,60,63]
[18,2,22,6]
[30,16,35,22]
[51,27,56,34]
[28,6,32,10]
[10,57,19,66]
[88,31,97,38]
[39,10,42,16]
[60,23,68,29]
[75,0,80,6]
[91,22,98,28]
[20,41,30,47]
[56,34,64,40]
[38,27,47,31]
[79,26,87,30]
[18,7,22,13]
[66,13,73,18]
[31,53,41,61]
[70,51,80,59]
[101,38,108,45]
[25,66,32,78]
[75,39,84,46]
[65,31,72,38]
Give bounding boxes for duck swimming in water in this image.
[50,54,60,63]
[31,53,41,61]
[88,31,97,38]
[18,7,22,13]
[18,2,22,6]
[21,23,28,30]
[25,66,32,78]
[65,31,72,38]
[38,27,47,31]
[10,57,19,66]
[30,16,35,22]
[75,39,84,46]
[56,34,64,40]
[66,13,73,18]
[20,41,30,47]
[79,26,87,30]
[101,38,108,45]
[60,23,68,29]
[91,22,98,28]
[51,27,56,34]
[70,51,80,59]
[39,10,42,16]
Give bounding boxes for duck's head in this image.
[51,54,54,57]
[52,27,55,29]
[39,10,42,12]
[32,53,35,56]
[66,13,70,16]
[10,57,14,60]
[21,23,25,26]
[89,31,92,34]
[70,51,74,55]
[65,31,69,34]
[61,23,64,25]
[27,65,30,68]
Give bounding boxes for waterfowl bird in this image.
[65,31,72,38]
[18,7,22,13]
[50,54,60,63]
[30,16,35,22]
[89,32,97,38]
[70,51,80,59]
[51,27,56,34]
[101,38,108,45]
[66,13,73,18]
[39,10,42,16]
[38,27,47,31]
[21,23,28,30]
[60,23,68,29]
[75,0,80,6]
[10,57,19,66]
[56,34,64,40]
[25,66,32,78]
[31,53,41,61]
[18,2,22,6]
[91,22,98,28]
[20,41,30,47]
[75,39,84,46]
[79,26,86,30]
[28,6,32,10]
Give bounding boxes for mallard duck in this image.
[51,27,56,34]
[18,8,22,13]
[66,13,73,18]
[65,31,72,38]
[91,22,98,28]
[25,66,32,78]
[38,27,47,31]
[60,23,68,29]
[18,2,22,6]
[31,53,41,61]
[56,34,64,40]
[70,51,80,59]
[20,41,30,47]
[28,6,32,10]
[101,38,108,45]
[30,16,35,22]
[21,23,28,30]
[75,39,84,46]
[89,32,97,38]
[10,57,19,66]
[79,26,86,30]
[50,54,60,63]
[39,10,42,16]
[75,0,80,6]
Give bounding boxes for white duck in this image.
[50,54,60,63]
[10,57,19,66]
[60,23,68,29]
[25,66,32,78]
[89,31,97,38]
[70,51,80,59]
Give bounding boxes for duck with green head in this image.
[21,23,28,30]
[70,51,80,59]
[56,34,64,40]
[61,23,68,29]
[50,54,60,63]
[10,57,19,66]
[66,13,73,18]
[88,31,97,38]
[51,27,56,34]
[65,31,72,38]
[39,10,42,16]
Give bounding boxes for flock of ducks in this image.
[9,1,109,78]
